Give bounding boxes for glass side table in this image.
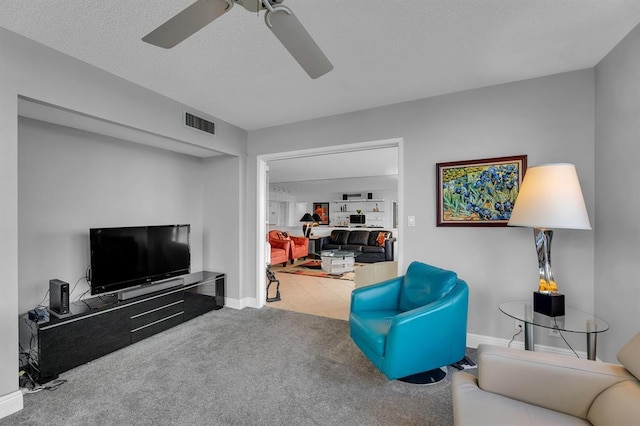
[499,301,609,360]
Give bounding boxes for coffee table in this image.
[320,250,356,274]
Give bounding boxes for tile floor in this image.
[267,260,354,321]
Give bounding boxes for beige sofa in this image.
[452,332,640,425]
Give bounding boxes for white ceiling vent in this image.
[184,111,215,136]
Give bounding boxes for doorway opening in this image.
[256,138,404,313]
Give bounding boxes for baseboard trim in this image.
[467,333,523,350]
[223,297,260,310]
[0,390,23,420]
[467,333,589,359]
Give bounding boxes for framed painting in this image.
[436,155,527,226]
[313,202,330,225]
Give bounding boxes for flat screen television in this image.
[89,224,190,295]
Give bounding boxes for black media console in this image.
[20,271,225,383]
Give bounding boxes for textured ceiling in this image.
[2,1,640,131]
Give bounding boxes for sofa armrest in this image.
[383,237,396,261]
[452,373,488,426]
[350,277,402,312]
[453,372,585,426]
[315,236,330,252]
[477,344,636,419]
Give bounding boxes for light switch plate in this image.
[408,216,415,227]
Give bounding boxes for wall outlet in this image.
[549,320,561,337]
[515,320,523,330]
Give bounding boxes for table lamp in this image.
[507,163,591,317]
[300,213,314,237]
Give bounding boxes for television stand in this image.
[19,271,224,384]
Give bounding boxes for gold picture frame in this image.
[436,155,527,226]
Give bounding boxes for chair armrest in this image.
[477,344,636,419]
[289,236,308,246]
[269,239,290,251]
[350,277,402,312]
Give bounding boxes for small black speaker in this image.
[367,193,373,199]
[342,194,348,200]
[49,279,70,315]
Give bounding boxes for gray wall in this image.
[0,27,246,407]
[0,51,20,405]
[203,155,244,303]
[249,69,596,353]
[18,118,204,314]
[595,23,640,361]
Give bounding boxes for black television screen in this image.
[89,224,190,295]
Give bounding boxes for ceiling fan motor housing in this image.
[236,0,285,13]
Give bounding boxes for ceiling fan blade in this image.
[267,9,333,79]
[142,0,232,49]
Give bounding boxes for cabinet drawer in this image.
[130,300,184,330]
[130,311,184,343]
[129,290,183,316]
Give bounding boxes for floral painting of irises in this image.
[436,155,527,226]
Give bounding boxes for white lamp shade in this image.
[508,163,591,230]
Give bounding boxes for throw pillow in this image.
[376,231,389,246]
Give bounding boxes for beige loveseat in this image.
[452,332,640,425]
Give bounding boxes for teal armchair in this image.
[350,261,469,382]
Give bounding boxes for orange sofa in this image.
[268,230,309,264]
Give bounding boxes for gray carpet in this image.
[2,307,477,425]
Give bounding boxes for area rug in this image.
[279,261,364,280]
[299,260,323,269]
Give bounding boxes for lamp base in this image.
[533,291,565,317]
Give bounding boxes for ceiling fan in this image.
[142,0,333,79]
